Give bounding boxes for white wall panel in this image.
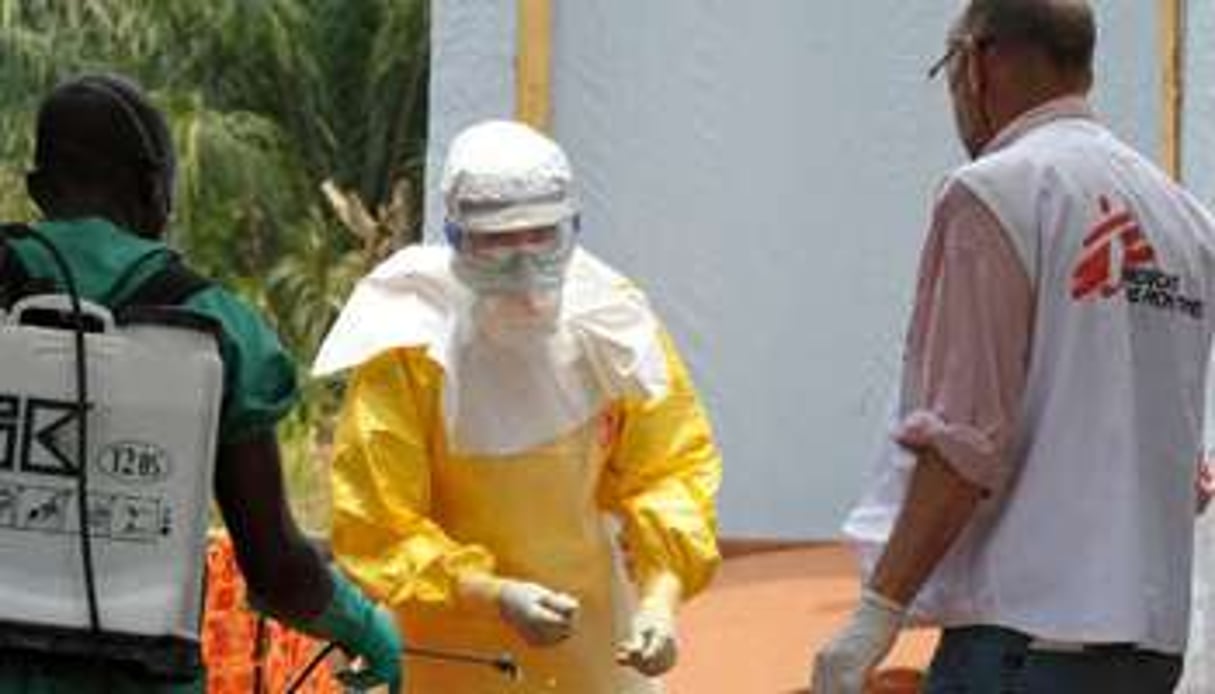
[547,1,1162,538]
[426,1,1164,538]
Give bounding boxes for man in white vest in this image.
[810,1,1215,692]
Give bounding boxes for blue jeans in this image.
[924,625,1183,694]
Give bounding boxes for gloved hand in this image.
[810,588,905,694]
[616,572,681,677]
[616,603,678,676]
[457,573,579,646]
[497,579,581,646]
[302,567,404,692]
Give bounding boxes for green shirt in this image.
[8,217,298,443]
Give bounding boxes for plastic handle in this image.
[7,294,116,332]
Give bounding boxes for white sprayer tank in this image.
[0,295,222,643]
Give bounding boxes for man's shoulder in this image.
[181,281,274,339]
[117,254,214,309]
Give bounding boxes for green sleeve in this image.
[183,287,299,443]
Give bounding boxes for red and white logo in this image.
[1071,195,1156,301]
[1070,195,1203,319]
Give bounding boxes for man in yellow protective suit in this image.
[312,119,722,693]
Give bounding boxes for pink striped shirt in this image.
[893,98,1095,491]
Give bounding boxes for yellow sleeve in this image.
[330,348,495,611]
[599,330,723,600]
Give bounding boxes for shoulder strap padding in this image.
[114,255,213,311]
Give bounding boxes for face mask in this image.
[470,289,564,338]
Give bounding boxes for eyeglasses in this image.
[926,35,993,80]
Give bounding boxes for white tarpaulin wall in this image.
[425,0,1214,683]
[426,0,1162,538]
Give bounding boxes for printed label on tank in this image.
[0,480,169,543]
[96,441,171,485]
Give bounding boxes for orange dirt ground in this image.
[665,544,938,694]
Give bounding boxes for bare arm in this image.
[869,449,984,604]
[213,431,331,620]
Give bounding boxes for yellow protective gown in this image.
[330,329,721,693]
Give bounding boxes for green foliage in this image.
[0,0,430,530]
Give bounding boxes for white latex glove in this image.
[616,604,678,676]
[497,579,580,647]
[810,588,905,694]
[617,572,681,677]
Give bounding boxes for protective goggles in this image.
[447,219,578,294]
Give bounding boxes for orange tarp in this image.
[202,534,340,694]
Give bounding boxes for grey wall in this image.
[547,1,1162,538]
[424,0,516,242]
[427,1,1163,539]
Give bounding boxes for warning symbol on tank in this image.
[113,497,158,541]
[0,483,163,542]
[20,487,72,532]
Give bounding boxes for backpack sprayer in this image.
[0,226,522,691]
[0,224,223,677]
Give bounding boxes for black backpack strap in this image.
[114,255,213,311]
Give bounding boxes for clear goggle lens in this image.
[449,221,576,293]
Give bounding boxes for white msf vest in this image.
[848,115,1215,654]
[0,295,222,674]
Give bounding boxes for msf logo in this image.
[1071,195,1156,301]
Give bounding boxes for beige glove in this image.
[616,573,681,677]
[498,579,580,646]
[810,588,905,694]
[459,574,580,647]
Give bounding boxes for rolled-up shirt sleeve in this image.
[894,179,1033,493]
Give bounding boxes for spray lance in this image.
[285,642,521,693]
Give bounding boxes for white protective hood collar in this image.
[312,245,670,454]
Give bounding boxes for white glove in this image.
[497,579,580,647]
[616,604,678,676]
[810,588,905,694]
